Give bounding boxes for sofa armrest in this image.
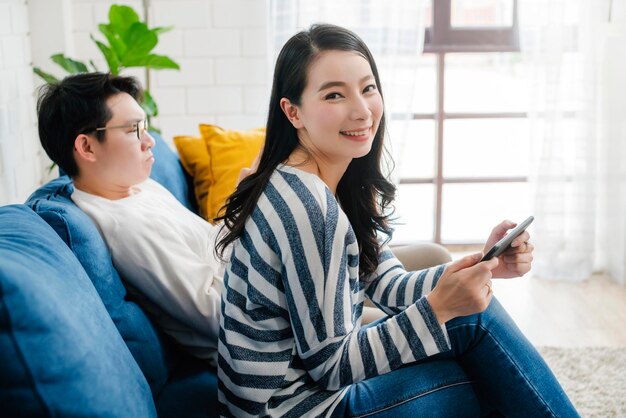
[391,242,452,271]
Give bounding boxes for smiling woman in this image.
[279,50,383,182]
[215,23,578,418]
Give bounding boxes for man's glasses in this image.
[95,119,148,140]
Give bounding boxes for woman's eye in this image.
[325,92,342,100]
[363,84,377,93]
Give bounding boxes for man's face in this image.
[90,92,155,188]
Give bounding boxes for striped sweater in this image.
[218,165,451,417]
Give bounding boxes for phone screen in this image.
[481,216,534,262]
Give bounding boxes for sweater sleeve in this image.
[273,175,451,391]
[363,246,451,316]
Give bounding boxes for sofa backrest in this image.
[24,132,192,396]
[149,130,198,213]
[26,176,174,396]
[0,204,156,417]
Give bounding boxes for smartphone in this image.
[480,216,534,262]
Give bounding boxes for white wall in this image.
[0,0,42,205]
[70,0,271,143]
[0,0,271,205]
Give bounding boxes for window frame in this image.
[425,0,520,53]
[392,0,527,247]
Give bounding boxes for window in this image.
[390,0,529,248]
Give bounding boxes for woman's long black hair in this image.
[216,23,396,278]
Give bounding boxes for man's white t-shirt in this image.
[72,178,223,364]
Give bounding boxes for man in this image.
[37,72,222,364]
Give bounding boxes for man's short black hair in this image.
[37,72,143,177]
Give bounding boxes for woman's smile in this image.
[340,126,372,141]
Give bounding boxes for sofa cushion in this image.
[199,124,265,222]
[25,176,173,397]
[0,204,156,417]
[173,135,212,220]
[156,356,219,418]
[150,130,197,213]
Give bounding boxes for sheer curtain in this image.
[268,0,429,181]
[520,0,625,283]
[597,6,626,285]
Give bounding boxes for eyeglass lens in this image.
[137,119,148,140]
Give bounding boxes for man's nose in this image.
[141,129,156,150]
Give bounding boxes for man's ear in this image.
[73,134,97,163]
[279,98,304,129]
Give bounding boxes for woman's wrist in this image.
[426,292,452,325]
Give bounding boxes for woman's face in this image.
[290,50,384,165]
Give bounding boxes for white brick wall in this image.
[212,0,267,28]
[152,0,211,29]
[0,0,271,205]
[71,0,271,142]
[0,0,43,205]
[183,29,241,57]
[151,0,270,138]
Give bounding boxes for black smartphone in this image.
[480,216,534,262]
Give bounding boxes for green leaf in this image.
[33,67,59,84]
[152,26,173,36]
[141,90,158,118]
[98,23,127,58]
[50,54,88,74]
[125,54,180,70]
[121,22,157,62]
[92,35,121,74]
[47,161,58,175]
[89,59,99,72]
[108,5,139,40]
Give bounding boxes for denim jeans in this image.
[331,298,579,417]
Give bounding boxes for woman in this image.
[216,24,578,417]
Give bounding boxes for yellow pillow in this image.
[199,124,265,222]
[173,135,212,220]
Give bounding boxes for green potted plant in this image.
[33,4,179,128]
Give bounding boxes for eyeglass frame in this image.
[93,119,148,141]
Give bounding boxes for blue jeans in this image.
[331,298,579,417]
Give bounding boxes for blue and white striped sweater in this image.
[218,165,451,417]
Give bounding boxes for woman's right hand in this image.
[426,253,499,325]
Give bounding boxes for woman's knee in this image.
[444,296,524,355]
[446,296,509,330]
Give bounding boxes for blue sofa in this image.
[0,133,218,417]
[0,131,459,417]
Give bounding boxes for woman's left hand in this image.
[235,150,262,186]
[482,220,534,279]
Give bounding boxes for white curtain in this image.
[268,0,429,181]
[520,0,626,284]
[597,7,626,285]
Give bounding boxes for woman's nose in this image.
[350,96,372,120]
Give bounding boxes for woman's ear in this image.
[280,98,304,129]
[73,134,97,163]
